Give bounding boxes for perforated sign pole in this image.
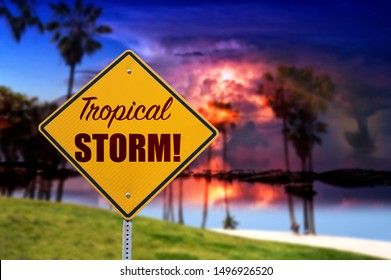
[122,219,133,260]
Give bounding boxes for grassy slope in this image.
[0,197,377,260]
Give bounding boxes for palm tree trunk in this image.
[303,198,309,234]
[37,177,44,200]
[178,177,184,224]
[207,146,212,172]
[301,157,306,172]
[56,163,67,202]
[201,178,210,229]
[222,130,228,171]
[282,117,290,171]
[308,144,313,172]
[308,194,316,234]
[224,183,230,217]
[67,64,76,99]
[287,191,299,234]
[56,176,64,202]
[24,174,37,199]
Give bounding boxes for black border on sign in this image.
[39,51,218,219]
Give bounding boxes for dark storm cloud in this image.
[101,0,391,59]
[93,0,391,169]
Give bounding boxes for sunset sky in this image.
[1,0,390,171]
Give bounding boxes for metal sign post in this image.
[122,219,133,260]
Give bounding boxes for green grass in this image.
[0,197,377,260]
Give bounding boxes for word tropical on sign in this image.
[39,50,218,220]
[79,96,173,128]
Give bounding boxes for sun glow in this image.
[167,59,277,170]
[221,69,234,81]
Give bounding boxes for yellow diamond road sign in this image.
[39,50,218,220]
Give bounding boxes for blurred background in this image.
[1,0,391,241]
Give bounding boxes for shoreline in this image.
[211,229,391,259]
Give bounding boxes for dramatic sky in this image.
[1,0,390,171]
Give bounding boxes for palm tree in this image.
[46,0,112,99]
[258,68,299,233]
[258,68,296,171]
[0,0,42,41]
[46,0,111,202]
[260,66,334,172]
[280,66,334,235]
[199,101,238,229]
[284,66,335,172]
[199,101,238,171]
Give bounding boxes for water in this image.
[59,176,391,241]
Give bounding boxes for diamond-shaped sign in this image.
[39,50,218,220]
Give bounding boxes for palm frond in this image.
[49,2,70,16]
[9,17,25,42]
[83,3,94,16]
[46,20,60,31]
[0,7,10,17]
[27,16,43,32]
[75,0,83,14]
[51,31,61,42]
[95,25,112,34]
[88,7,102,22]
[84,39,101,55]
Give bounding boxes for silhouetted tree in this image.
[258,68,295,171]
[199,101,238,171]
[199,101,238,229]
[0,0,42,41]
[260,66,334,172]
[284,66,335,172]
[274,67,334,235]
[46,0,112,98]
[0,86,36,161]
[259,67,298,233]
[0,86,61,199]
[45,0,112,201]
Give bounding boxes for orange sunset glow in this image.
[163,179,287,209]
[170,60,275,125]
[167,59,279,171]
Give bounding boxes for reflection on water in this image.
[59,176,391,241]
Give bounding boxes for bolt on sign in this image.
[39,50,218,220]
